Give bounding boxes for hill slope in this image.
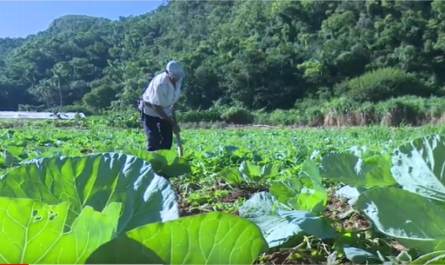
[1,0,445,113]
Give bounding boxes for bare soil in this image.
[171,183,408,265]
[217,186,266,203]
[323,193,372,230]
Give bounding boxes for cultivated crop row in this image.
[0,126,444,264]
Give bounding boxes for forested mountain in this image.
[1,0,445,113]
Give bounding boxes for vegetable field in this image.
[1,124,445,264]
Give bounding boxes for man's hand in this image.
[147,102,181,135]
[168,115,181,134]
[171,102,179,112]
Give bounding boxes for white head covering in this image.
[166,60,185,79]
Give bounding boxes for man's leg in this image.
[159,118,173,150]
[142,114,162,151]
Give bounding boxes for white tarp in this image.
[0,111,86,120]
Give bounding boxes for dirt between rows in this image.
[175,185,261,217]
[172,184,407,265]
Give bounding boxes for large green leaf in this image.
[0,152,179,234]
[270,160,327,213]
[356,187,445,253]
[342,246,380,264]
[126,149,191,178]
[391,134,445,202]
[239,192,335,248]
[0,197,121,264]
[320,152,396,187]
[219,167,244,185]
[86,212,268,264]
[219,162,279,186]
[411,250,445,264]
[239,161,279,181]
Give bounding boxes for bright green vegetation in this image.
[2,124,445,264]
[3,1,445,126]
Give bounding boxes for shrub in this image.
[333,67,429,102]
[220,107,255,124]
[178,109,222,123]
[17,104,46,111]
[48,104,94,116]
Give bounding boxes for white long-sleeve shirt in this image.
[141,72,182,118]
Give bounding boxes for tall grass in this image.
[4,96,445,129]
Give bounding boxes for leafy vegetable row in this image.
[0,153,267,264]
[236,134,445,264]
[2,133,445,264]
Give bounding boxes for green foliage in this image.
[0,197,121,264]
[320,153,396,187]
[3,124,445,263]
[87,212,268,264]
[2,1,445,114]
[0,153,180,233]
[319,133,445,256]
[47,104,94,115]
[179,109,222,123]
[334,67,429,102]
[239,191,335,249]
[0,150,268,264]
[221,107,255,124]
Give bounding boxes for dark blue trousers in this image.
[141,113,173,151]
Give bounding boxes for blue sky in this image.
[0,1,164,38]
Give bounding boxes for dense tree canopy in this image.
[1,0,445,113]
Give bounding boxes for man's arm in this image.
[171,106,178,126]
[171,101,179,112]
[145,102,176,125]
[171,101,179,122]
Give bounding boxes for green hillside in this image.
[1,0,445,118]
